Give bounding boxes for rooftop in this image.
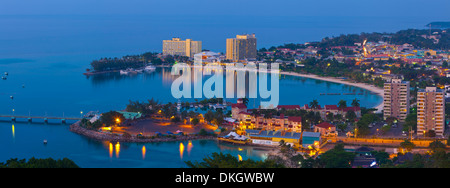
[245,129,301,139]
[315,122,335,129]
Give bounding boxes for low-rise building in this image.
[301,131,321,149]
[245,129,301,147]
[314,122,336,136]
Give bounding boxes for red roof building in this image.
[276,105,301,110]
[314,122,336,136]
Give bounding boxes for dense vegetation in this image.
[188,143,450,168]
[313,29,450,50]
[184,152,285,168]
[90,53,189,72]
[0,157,79,168]
[80,110,125,130]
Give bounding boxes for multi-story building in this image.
[383,78,410,122]
[231,100,302,132]
[417,87,445,137]
[162,38,202,57]
[226,34,257,61]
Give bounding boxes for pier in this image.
[0,115,83,124]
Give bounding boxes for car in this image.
[402,131,407,137]
[346,131,354,137]
[326,131,338,137]
[392,123,398,128]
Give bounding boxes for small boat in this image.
[10,96,13,100]
[43,140,48,144]
[120,70,129,75]
[1,76,6,80]
[126,68,138,74]
[4,72,8,76]
[144,65,156,71]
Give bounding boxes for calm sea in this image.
[0,14,415,167]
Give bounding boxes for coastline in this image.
[69,121,216,143]
[280,71,384,113]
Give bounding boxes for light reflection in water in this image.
[115,142,120,158]
[179,142,185,160]
[187,141,193,156]
[142,145,146,160]
[238,154,243,161]
[12,125,15,139]
[109,143,113,158]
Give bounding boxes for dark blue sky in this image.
[1,0,449,19]
[1,0,449,55]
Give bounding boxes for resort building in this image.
[301,132,321,149]
[245,129,301,147]
[417,87,445,137]
[226,34,257,61]
[233,112,303,133]
[314,122,337,136]
[299,104,362,119]
[231,100,302,132]
[383,78,410,122]
[231,99,247,119]
[193,51,224,65]
[162,38,202,57]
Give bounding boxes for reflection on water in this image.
[142,145,146,160]
[11,124,15,140]
[83,66,381,111]
[238,154,243,161]
[187,141,193,156]
[179,142,185,160]
[115,142,121,158]
[87,69,161,86]
[109,142,113,158]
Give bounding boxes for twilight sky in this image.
[1,0,449,55]
[1,0,449,20]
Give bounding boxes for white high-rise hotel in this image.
[417,87,445,137]
[383,79,410,122]
[162,38,202,57]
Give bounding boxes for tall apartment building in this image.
[383,79,410,122]
[226,34,257,61]
[162,38,202,57]
[417,87,445,137]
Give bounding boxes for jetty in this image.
[0,114,82,124]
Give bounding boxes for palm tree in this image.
[241,98,249,106]
[326,113,334,122]
[309,99,319,110]
[338,100,347,110]
[351,98,360,107]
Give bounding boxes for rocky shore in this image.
[69,121,217,143]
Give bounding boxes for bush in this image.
[198,129,208,136]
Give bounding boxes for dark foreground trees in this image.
[0,157,79,168]
[185,152,285,168]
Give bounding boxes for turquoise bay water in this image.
[0,14,387,167]
[0,56,381,167]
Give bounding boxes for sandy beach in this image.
[280,71,384,113]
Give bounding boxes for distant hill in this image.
[309,28,450,50]
[426,22,450,28]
